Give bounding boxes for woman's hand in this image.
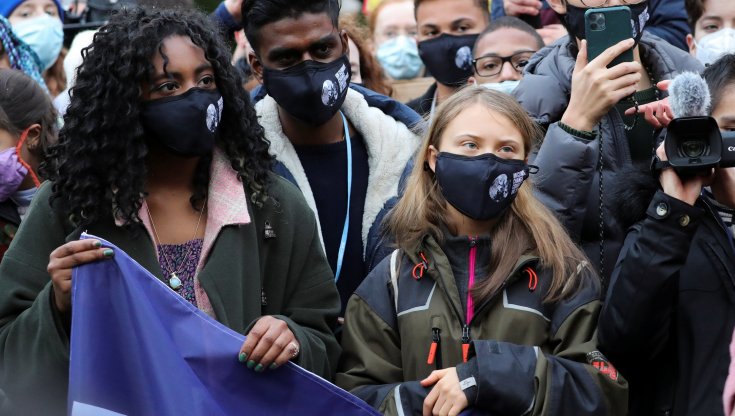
[562,39,642,132]
[625,80,673,129]
[420,368,468,416]
[48,239,114,313]
[239,316,299,372]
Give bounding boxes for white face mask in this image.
[695,28,735,66]
[479,80,521,95]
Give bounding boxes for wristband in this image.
[558,121,597,140]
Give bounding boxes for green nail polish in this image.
[93,240,102,248]
[238,352,247,363]
[254,364,264,372]
[103,249,114,257]
[247,360,255,369]
[269,363,278,370]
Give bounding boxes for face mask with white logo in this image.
[418,33,478,86]
[12,14,64,71]
[139,88,223,157]
[377,36,423,80]
[263,55,351,126]
[695,28,735,66]
[479,80,521,95]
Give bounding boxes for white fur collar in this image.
[255,88,420,256]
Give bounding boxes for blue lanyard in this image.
[334,111,352,283]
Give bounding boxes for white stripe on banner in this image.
[71,402,127,416]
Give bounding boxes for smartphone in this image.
[585,6,635,67]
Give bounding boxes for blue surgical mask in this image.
[377,36,423,80]
[480,80,521,95]
[12,15,64,71]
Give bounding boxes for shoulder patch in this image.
[586,351,619,381]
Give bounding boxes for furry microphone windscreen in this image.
[668,72,712,119]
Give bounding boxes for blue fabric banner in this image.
[68,234,379,416]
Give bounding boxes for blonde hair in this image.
[388,87,593,303]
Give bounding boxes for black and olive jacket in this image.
[0,160,341,415]
[336,233,628,416]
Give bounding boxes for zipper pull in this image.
[461,325,471,363]
[427,327,441,365]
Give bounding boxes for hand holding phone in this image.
[560,39,642,132]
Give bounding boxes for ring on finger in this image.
[288,341,300,358]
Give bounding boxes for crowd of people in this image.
[0,0,733,415]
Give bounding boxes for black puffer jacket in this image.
[598,189,735,416]
[513,33,702,283]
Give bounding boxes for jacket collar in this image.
[403,233,540,317]
[255,88,420,255]
[113,147,251,318]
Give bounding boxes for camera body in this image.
[664,116,735,174]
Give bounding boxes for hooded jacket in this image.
[336,233,628,416]
[513,32,702,283]
[598,189,735,416]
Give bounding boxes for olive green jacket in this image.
[336,236,628,416]
[0,169,341,415]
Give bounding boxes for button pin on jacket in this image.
[264,221,276,239]
[656,202,669,218]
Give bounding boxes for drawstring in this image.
[412,252,429,280]
[525,267,538,292]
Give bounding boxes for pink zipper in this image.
[466,237,477,324]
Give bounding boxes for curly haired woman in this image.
[0,8,340,415]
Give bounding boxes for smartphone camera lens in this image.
[589,13,606,31]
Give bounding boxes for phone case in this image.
[585,6,635,67]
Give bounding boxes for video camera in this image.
[660,72,735,175]
[665,117,735,174]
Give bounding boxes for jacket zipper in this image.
[466,237,477,324]
[425,248,537,365]
[463,237,477,362]
[427,327,442,369]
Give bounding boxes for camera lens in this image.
[681,140,707,158]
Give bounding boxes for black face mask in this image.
[262,55,351,126]
[435,152,531,221]
[563,2,650,44]
[418,33,478,86]
[140,88,223,157]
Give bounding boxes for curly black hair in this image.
[42,7,273,227]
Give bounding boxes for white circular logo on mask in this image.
[322,80,339,107]
[488,174,510,202]
[455,46,473,70]
[206,104,218,132]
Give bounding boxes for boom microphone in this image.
[668,72,711,118]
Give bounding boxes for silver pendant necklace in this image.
[146,199,207,290]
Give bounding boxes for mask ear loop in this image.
[15,129,41,187]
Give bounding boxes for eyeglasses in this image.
[577,0,645,7]
[472,51,535,77]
